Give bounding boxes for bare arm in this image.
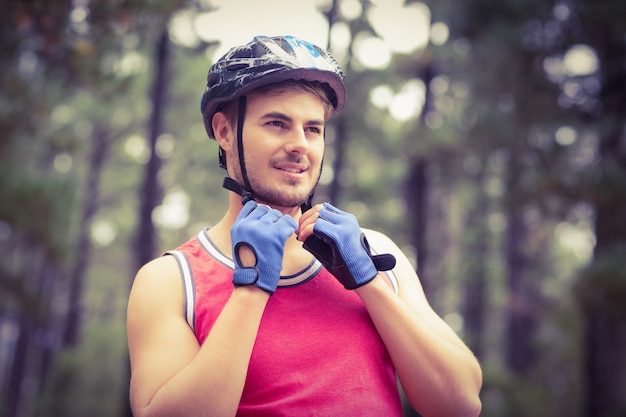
[357,229,482,417]
[127,255,269,417]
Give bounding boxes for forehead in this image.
[246,88,328,120]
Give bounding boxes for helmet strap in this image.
[236,96,253,194]
[222,176,254,205]
[218,147,227,169]
[301,193,314,213]
[300,155,323,212]
[221,96,255,205]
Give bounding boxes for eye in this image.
[306,126,323,135]
[266,120,286,129]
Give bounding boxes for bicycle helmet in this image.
[200,35,347,139]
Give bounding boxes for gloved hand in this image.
[302,203,396,290]
[231,200,297,294]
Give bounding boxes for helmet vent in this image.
[225,63,250,72]
[231,46,253,58]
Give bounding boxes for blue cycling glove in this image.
[303,203,396,290]
[231,200,297,294]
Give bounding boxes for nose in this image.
[284,128,309,154]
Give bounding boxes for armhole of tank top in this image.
[369,244,399,295]
[382,269,399,295]
[163,250,196,332]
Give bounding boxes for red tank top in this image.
[166,229,403,417]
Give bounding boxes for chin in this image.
[256,192,311,209]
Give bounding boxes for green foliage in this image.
[36,319,128,417]
[0,1,193,416]
[574,249,626,319]
[480,299,584,417]
[0,166,76,260]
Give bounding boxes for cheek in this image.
[311,141,325,163]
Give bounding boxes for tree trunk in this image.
[322,0,344,207]
[504,201,537,375]
[4,239,58,417]
[327,117,348,206]
[583,310,626,417]
[504,154,538,376]
[580,6,626,415]
[406,158,428,283]
[133,29,169,272]
[63,126,110,347]
[5,314,31,417]
[406,61,435,296]
[461,177,488,360]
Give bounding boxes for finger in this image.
[237,200,258,219]
[247,203,271,220]
[297,208,319,232]
[275,214,297,231]
[319,203,349,224]
[299,203,323,224]
[261,208,282,223]
[322,202,342,214]
[296,222,316,241]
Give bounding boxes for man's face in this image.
[227,89,326,210]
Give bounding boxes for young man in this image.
[127,35,482,417]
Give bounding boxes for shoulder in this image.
[131,255,181,296]
[362,228,398,251]
[361,228,429,306]
[127,254,198,358]
[361,228,415,278]
[127,255,185,327]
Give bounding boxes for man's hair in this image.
[219,80,335,129]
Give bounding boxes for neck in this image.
[206,190,307,269]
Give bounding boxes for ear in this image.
[212,111,234,150]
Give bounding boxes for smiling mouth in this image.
[279,167,305,174]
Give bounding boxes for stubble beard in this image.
[252,182,313,208]
[231,154,321,209]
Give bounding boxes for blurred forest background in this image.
[1,0,625,416]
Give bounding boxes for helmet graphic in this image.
[200,35,347,138]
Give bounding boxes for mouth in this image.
[278,167,305,174]
[275,163,308,174]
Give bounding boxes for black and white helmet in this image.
[200,35,347,139]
